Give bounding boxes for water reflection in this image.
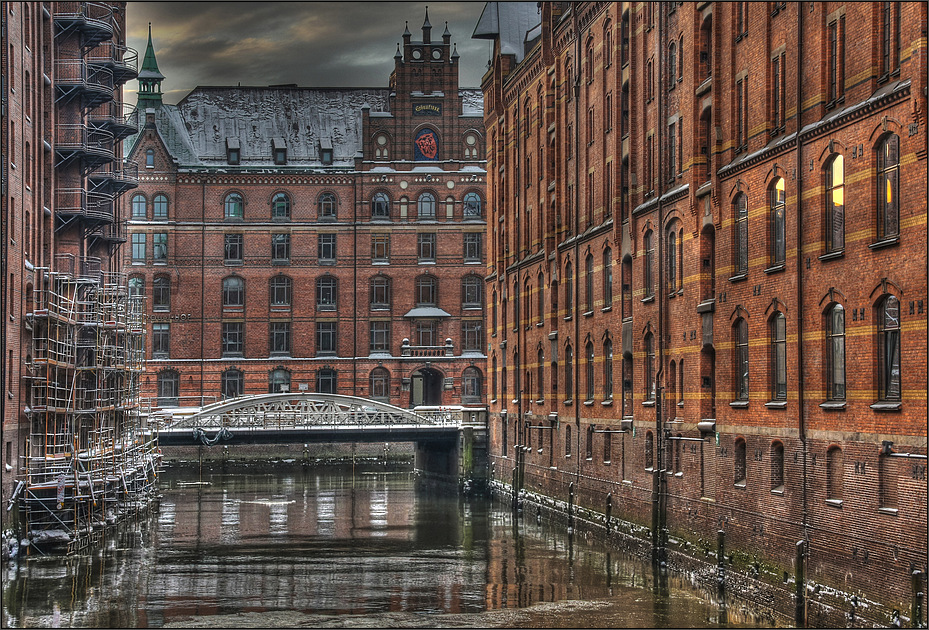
[3,466,768,628]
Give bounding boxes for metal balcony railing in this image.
[56,123,115,167]
[56,188,115,224]
[53,2,115,47]
[89,159,138,193]
[55,59,114,108]
[88,101,139,139]
[87,42,138,85]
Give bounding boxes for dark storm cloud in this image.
[125,2,494,104]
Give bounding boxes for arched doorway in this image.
[410,367,443,407]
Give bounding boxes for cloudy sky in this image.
[125,2,496,105]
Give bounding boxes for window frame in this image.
[269,275,292,308]
[224,192,244,220]
[318,192,337,220]
[224,233,244,265]
[826,303,846,401]
[825,154,845,254]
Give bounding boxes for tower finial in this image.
[138,23,165,105]
[422,6,432,44]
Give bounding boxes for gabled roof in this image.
[472,2,541,64]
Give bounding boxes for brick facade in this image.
[124,10,488,415]
[477,1,927,621]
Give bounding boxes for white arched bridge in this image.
[152,393,488,487]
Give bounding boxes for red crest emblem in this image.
[415,131,438,160]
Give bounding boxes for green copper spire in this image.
[137,23,164,104]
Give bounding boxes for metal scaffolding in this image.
[21,257,158,554]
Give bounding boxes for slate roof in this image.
[127,86,484,169]
[472,2,541,64]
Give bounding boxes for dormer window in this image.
[272,137,287,165]
[320,137,333,165]
[226,138,240,165]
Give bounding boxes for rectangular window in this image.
[464,233,482,262]
[222,322,244,357]
[418,233,436,262]
[881,2,900,77]
[131,233,146,263]
[270,321,291,356]
[224,234,243,264]
[370,320,390,353]
[771,53,785,134]
[271,233,290,263]
[371,234,390,263]
[153,233,168,262]
[318,234,336,263]
[152,323,169,358]
[828,17,845,104]
[668,121,676,181]
[645,134,654,194]
[462,320,483,352]
[316,321,336,355]
[736,76,748,152]
[416,321,437,346]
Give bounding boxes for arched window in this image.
[826,446,844,501]
[645,430,654,469]
[224,193,244,219]
[128,276,144,297]
[585,340,595,401]
[372,193,391,219]
[157,370,179,406]
[668,41,677,89]
[416,275,437,306]
[417,192,436,219]
[667,228,677,292]
[316,369,336,394]
[825,154,844,253]
[131,194,146,219]
[146,148,154,167]
[584,254,594,313]
[464,193,482,219]
[735,318,749,401]
[462,275,483,308]
[678,35,684,82]
[877,295,901,402]
[222,276,244,308]
[269,275,292,308]
[826,304,845,401]
[462,367,483,402]
[644,230,655,297]
[621,256,632,317]
[734,437,747,485]
[537,348,545,401]
[564,261,574,313]
[770,177,786,266]
[734,193,748,275]
[370,275,391,309]
[603,337,613,400]
[771,441,785,491]
[221,368,244,399]
[272,192,291,220]
[153,194,168,220]
[316,276,337,310]
[645,332,655,401]
[318,192,337,219]
[603,247,613,305]
[153,275,170,311]
[770,312,787,401]
[537,271,545,325]
[370,367,390,400]
[564,343,574,402]
[876,134,899,239]
[269,368,291,393]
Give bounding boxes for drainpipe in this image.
[572,0,583,483]
[653,0,668,568]
[795,5,808,627]
[200,179,206,405]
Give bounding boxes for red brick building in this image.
[476,1,926,622]
[124,10,487,414]
[3,1,155,548]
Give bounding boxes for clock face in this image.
[432,49,442,60]
[412,48,422,60]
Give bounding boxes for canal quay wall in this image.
[159,442,415,467]
[491,480,926,629]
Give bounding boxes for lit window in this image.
[825,155,845,253]
[877,134,899,240]
[770,178,786,266]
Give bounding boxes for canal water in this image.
[3,465,773,628]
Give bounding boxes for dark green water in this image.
[2,465,773,628]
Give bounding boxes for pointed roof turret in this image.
[443,21,451,44]
[422,6,432,44]
[137,23,164,104]
[395,43,402,60]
